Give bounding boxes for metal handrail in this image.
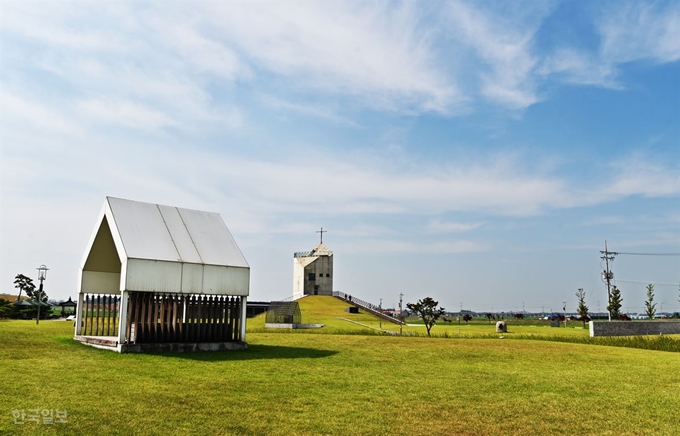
[332,291,403,325]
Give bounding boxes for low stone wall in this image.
[589,321,680,337]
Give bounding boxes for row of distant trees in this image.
[0,274,52,319]
[603,283,664,320]
[406,285,680,336]
[572,284,671,324]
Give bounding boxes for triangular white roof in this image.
[79,197,249,296]
[101,196,248,267]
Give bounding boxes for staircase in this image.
[332,291,404,325]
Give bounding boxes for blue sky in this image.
[1,0,679,314]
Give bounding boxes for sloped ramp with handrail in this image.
[332,291,404,325]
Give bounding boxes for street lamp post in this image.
[36,265,48,325]
[399,293,403,336]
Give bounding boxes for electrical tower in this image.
[600,241,617,322]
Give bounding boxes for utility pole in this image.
[562,300,567,328]
[379,298,382,330]
[600,241,617,322]
[399,293,403,336]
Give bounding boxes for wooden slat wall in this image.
[123,293,243,344]
[80,294,120,337]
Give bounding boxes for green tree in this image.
[0,298,16,318]
[575,288,589,327]
[13,274,35,301]
[644,284,656,320]
[607,285,623,320]
[28,286,49,303]
[406,297,445,336]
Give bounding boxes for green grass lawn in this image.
[1,298,679,435]
[250,297,679,352]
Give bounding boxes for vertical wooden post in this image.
[153,294,159,343]
[232,296,237,341]
[118,291,129,345]
[113,295,119,337]
[171,295,178,342]
[181,295,188,342]
[125,292,134,343]
[105,295,111,336]
[225,296,232,341]
[75,292,85,336]
[159,294,166,342]
[191,295,197,342]
[240,296,247,343]
[83,295,89,336]
[94,295,100,336]
[87,295,93,336]
[144,293,151,342]
[198,295,205,342]
[220,296,227,341]
[208,296,215,342]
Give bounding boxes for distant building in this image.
[293,228,333,299]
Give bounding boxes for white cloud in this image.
[542,1,680,89]
[598,1,680,64]
[579,216,625,226]
[426,220,484,233]
[539,48,619,88]
[77,98,176,130]
[442,1,551,109]
[193,1,461,114]
[0,89,83,137]
[604,159,680,198]
[259,95,361,127]
[339,238,487,255]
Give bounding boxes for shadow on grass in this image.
[154,344,339,361]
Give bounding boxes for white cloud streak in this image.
[426,220,485,233]
[598,1,680,64]
[541,1,680,88]
[442,1,553,109]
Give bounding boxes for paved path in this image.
[337,317,400,335]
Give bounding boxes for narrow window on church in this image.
[308,273,316,281]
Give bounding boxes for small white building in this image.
[293,230,333,299]
[75,197,250,352]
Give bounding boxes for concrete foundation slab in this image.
[74,335,247,353]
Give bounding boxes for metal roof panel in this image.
[107,197,179,262]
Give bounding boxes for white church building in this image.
[293,228,333,300]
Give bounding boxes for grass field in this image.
[1,297,679,435]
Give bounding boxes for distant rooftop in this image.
[294,243,333,258]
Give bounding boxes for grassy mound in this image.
[247,295,402,332]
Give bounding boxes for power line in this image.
[614,279,679,287]
[616,252,680,256]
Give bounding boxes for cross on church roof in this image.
[316,227,327,244]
